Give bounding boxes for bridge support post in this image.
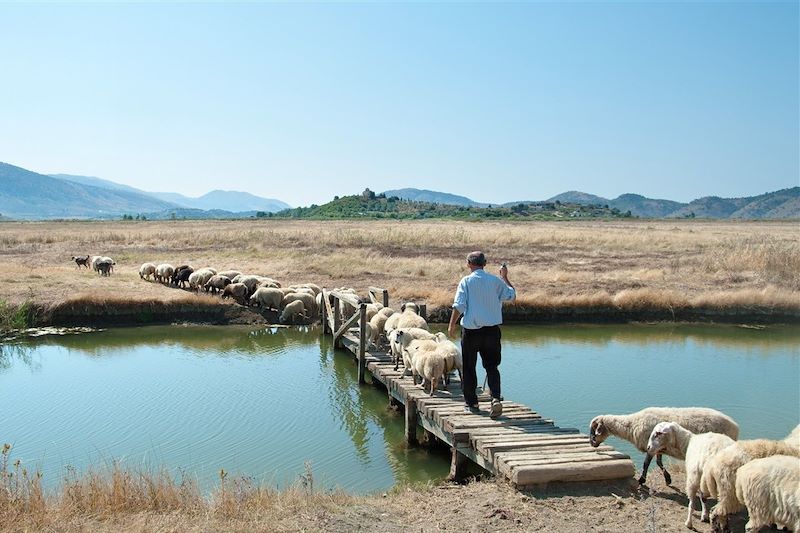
[333,295,341,348]
[448,432,470,482]
[404,397,418,445]
[357,303,367,384]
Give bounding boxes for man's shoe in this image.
[489,399,503,419]
[464,404,480,414]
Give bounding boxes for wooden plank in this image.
[509,459,635,486]
[334,311,361,343]
[330,290,361,309]
[497,450,628,465]
[445,418,555,432]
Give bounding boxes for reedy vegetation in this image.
[0,219,796,314]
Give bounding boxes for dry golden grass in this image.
[0,219,797,321]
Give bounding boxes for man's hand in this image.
[499,264,508,279]
[448,323,458,338]
[448,308,461,338]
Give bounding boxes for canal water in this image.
[1,323,797,494]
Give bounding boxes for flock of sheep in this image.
[136,262,322,324]
[589,407,800,532]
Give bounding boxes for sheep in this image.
[395,303,428,331]
[249,287,283,310]
[172,266,194,288]
[217,270,241,280]
[282,292,317,319]
[155,264,175,284]
[589,407,740,486]
[433,332,463,382]
[139,262,156,281]
[383,311,402,335]
[368,309,394,348]
[408,339,447,396]
[204,275,232,295]
[255,276,281,288]
[189,268,215,291]
[96,260,114,276]
[280,300,306,324]
[297,283,320,295]
[91,255,103,272]
[72,255,90,269]
[700,438,800,532]
[221,282,248,304]
[735,455,800,533]
[234,275,261,298]
[784,424,800,448]
[647,421,736,528]
[393,328,436,374]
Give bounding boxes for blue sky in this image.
[1,2,797,207]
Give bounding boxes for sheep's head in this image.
[404,302,418,313]
[646,421,676,455]
[589,417,609,447]
[395,330,405,343]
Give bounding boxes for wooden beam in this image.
[358,303,367,384]
[419,303,427,322]
[368,287,389,308]
[333,311,361,345]
[332,295,342,347]
[448,432,471,482]
[330,290,361,309]
[405,397,418,445]
[320,288,328,334]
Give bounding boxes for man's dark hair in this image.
[466,251,486,266]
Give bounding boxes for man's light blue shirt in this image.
[453,268,516,330]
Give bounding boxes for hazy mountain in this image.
[610,193,686,218]
[0,163,178,219]
[669,187,800,219]
[382,188,488,207]
[546,191,609,205]
[49,173,145,195]
[149,190,290,212]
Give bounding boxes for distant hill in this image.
[610,194,686,218]
[273,189,630,220]
[546,191,610,205]
[0,163,178,219]
[382,188,487,207]
[149,190,290,213]
[49,173,146,196]
[668,187,800,219]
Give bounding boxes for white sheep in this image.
[700,438,800,531]
[90,255,103,272]
[783,424,800,449]
[217,270,241,280]
[249,287,283,310]
[95,256,115,275]
[735,454,800,533]
[189,268,215,291]
[589,406,740,485]
[139,262,156,281]
[155,263,175,284]
[221,282,248,304]
[433,332,463,383]
[646,421,736,528]
[408,339,446,396]
[235,275,261,297]
[393,328,436,374]
[368,309,393,348]
[395,303,428,331]
[383,311,402,336]
[282,292,317,319]
[280,300,306,324]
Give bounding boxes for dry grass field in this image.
[0,218,798,326]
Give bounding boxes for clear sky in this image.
[1,1,797,207]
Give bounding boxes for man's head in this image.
[466,251,486,270]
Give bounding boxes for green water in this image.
[1,323,797,494]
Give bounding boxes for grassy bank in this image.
[0,219,798,327]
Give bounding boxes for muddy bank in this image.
[25,299,800,329]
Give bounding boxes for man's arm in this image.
[448,307,462,338]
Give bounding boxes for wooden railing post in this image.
[333,295,342,348]
[405,396,418,445]
[357,302,367,384]
[419,303,427,322]
[320,289,328,334]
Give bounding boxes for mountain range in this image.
[383,188,800,219]
[0,163,290,219]
[0,161,796,219]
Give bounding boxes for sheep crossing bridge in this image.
[320,288,636,489]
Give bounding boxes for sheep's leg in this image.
[639,454,654,484]
[656,454,672,485]
[699,494,710,523]
[685,489,695,529]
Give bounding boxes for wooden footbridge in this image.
[320,288,635,489]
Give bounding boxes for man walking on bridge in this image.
[448,251,516,418]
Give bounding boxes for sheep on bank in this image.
[282,292,317,319]
[249,287,283,310]
[217,270,241,280]
[204,275,232,295]
[646,421,736,529]
[280,300,306,324]
[589,407,740,485]
[97,260,114,276]
[155,264,175,284]
[139,262,156,281]
[172,266,194,288]
[700,438,800,531]
[189,268,215,291]
[221,282,248,304]
[734,455,800,533]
